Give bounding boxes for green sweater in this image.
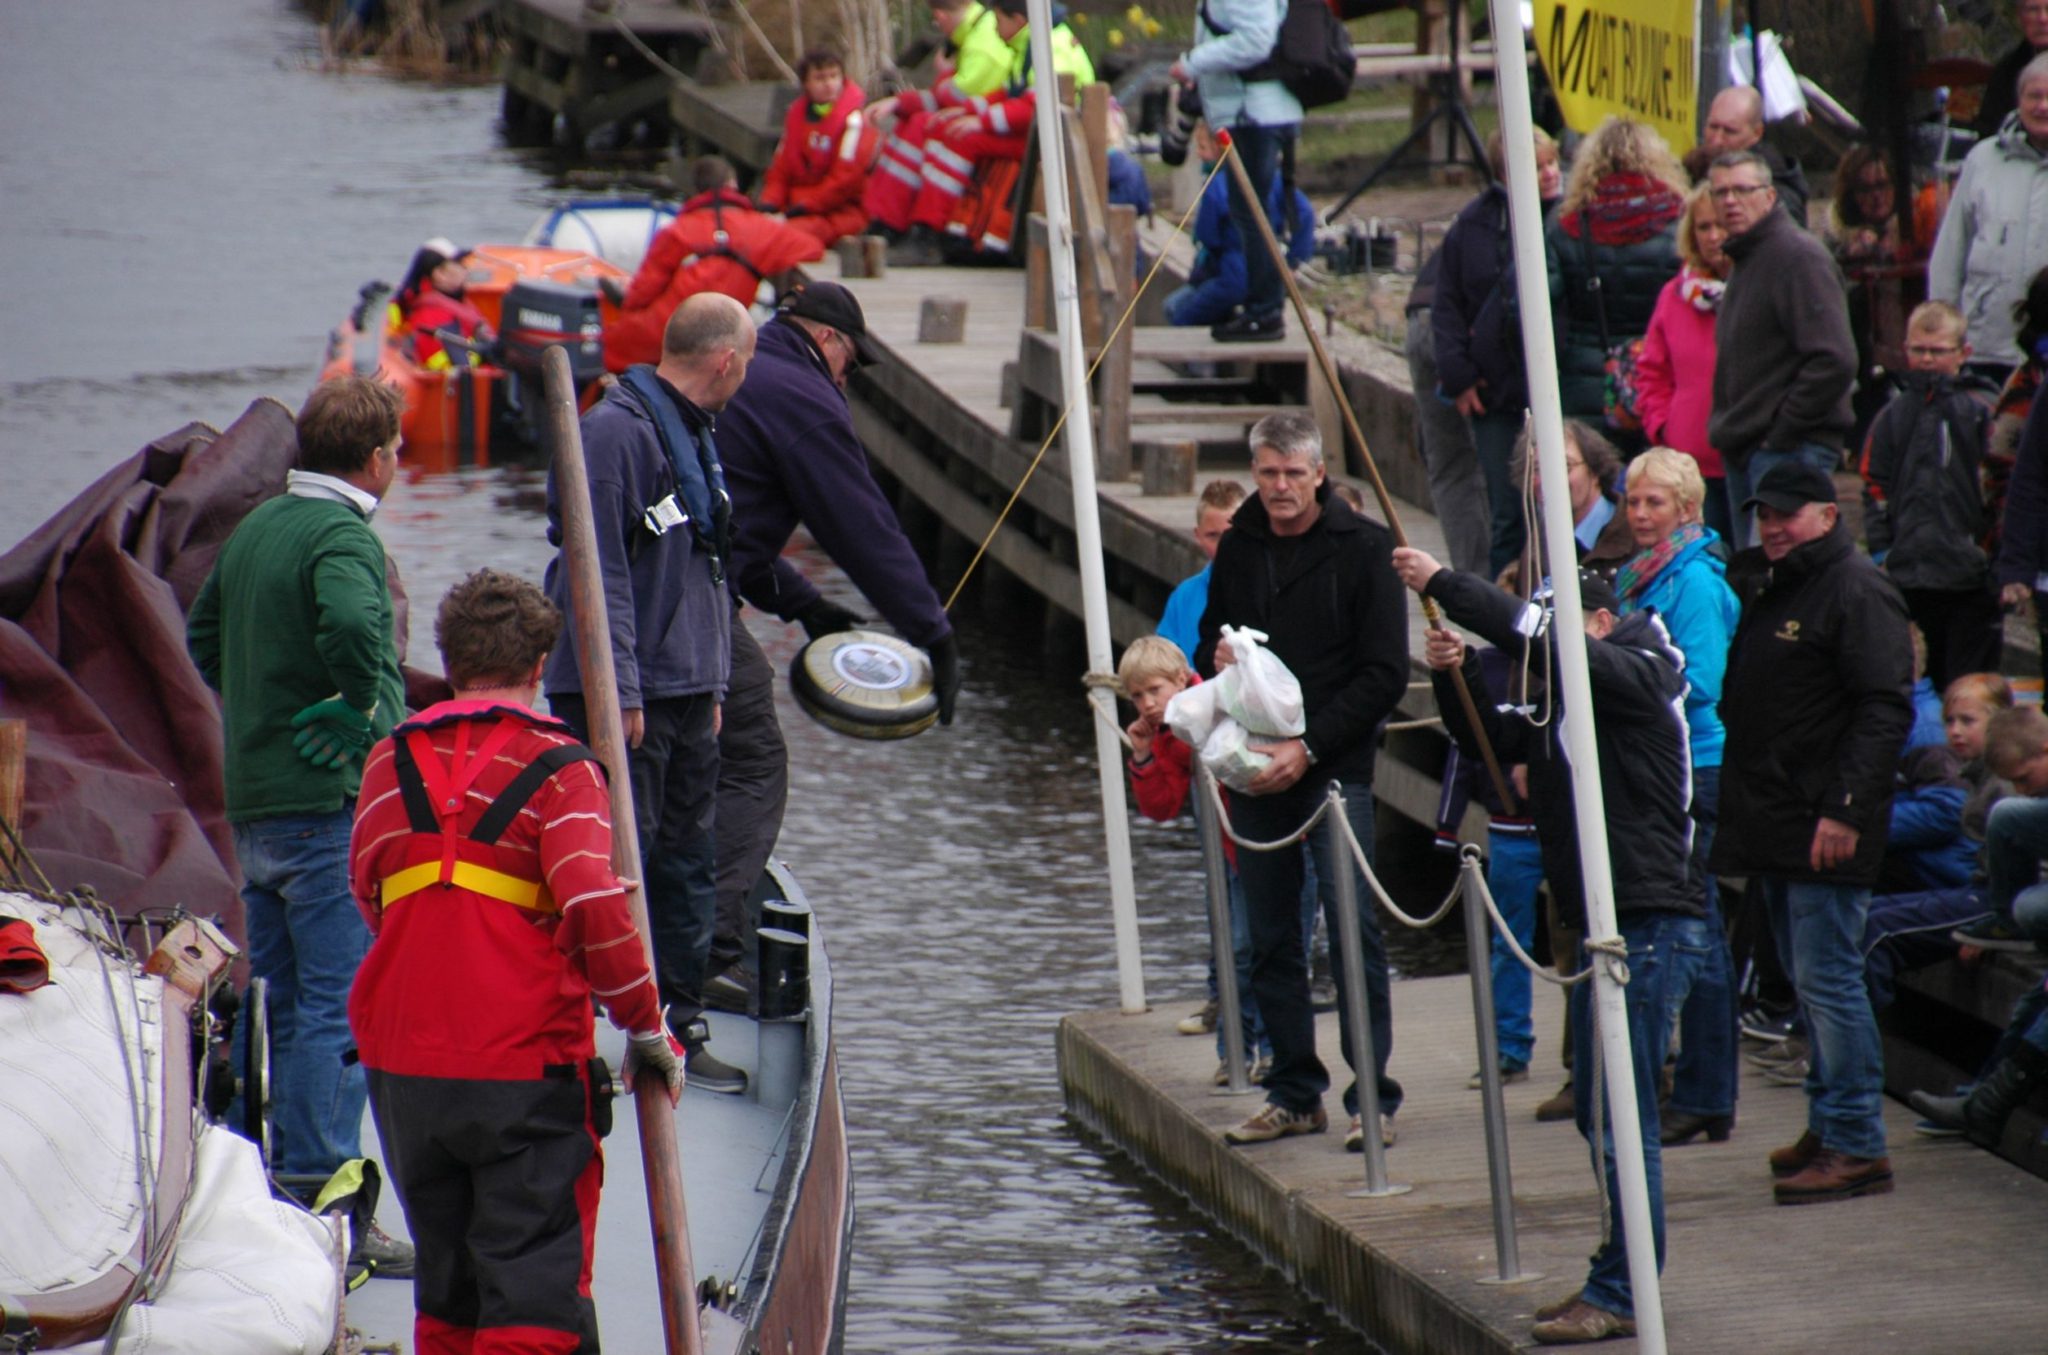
[187,493,405,822]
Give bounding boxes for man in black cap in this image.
[706,281,961,1005]
[1714,461,1914,1206]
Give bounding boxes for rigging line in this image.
[940,150,1234,613]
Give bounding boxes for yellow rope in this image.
[940,151,1235,613]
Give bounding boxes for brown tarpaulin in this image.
[0,399,445,945]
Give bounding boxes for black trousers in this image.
[711,616,789,978]
[368,1067,603,1351]
[553,691,718,1023]
[1901,584,2003,694]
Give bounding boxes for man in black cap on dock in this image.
[707,281,961,1008]
[1714,461,1914,1206]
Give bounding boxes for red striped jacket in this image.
[348,700,660,1080]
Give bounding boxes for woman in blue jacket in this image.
[1614,447,1742,1146]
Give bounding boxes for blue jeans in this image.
[1861,886,1987,1011]
[1486,828,1543,1068]
[1208,852,1318,1061]
[1221,121,1294,320]
[1986,795,2048,940]
[1233,778,1401,1118]
[1668,765,1737,1119]
[235,808,369,1177]
[1724,443,1839,550]
[1571,912,1715,1320]
[1759,876,1888,1159]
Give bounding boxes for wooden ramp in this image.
[1060,974,2048,1355]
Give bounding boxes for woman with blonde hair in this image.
[1615,447,1741,1146]
[1635,185,1734,540]
[1546,116,1688,428]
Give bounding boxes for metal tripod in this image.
[1326,1,1494,222]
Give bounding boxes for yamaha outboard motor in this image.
[493,277,607,449]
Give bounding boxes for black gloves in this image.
[929,633,961,727]
[795,597,864,642]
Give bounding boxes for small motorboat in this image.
[319,243,630,474]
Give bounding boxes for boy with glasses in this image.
[1857,300,2005,687]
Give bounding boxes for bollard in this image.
[755,925,810,1112]
[1196,769,1255,1096]
[837,234,887,279]
[1462,851,1543,1285]
[918,297,968,343]
[763,897,812,940]
[1326,783,1411,1199]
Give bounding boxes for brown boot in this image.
[1533,1289,1585,1322]
[1767,1128,1822,1178]
[1535,1080,1576,1122]
[1530,1298,1636,1344]
[1772,1149,1894,1205]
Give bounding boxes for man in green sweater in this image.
[188,374,412,1271]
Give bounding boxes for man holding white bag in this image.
[1196,411,1412,1149]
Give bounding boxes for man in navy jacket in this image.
[710,282,961,1000]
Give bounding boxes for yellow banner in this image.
[1533,0,1701,156]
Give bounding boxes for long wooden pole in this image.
[542,347,702,1355]
[1215,134,1519,817]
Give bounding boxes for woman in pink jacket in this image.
[1635,184,1735,541]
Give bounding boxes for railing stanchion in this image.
[1463,851,1543,1284]
[1327,782,1410,1199]
[1197,767,1255,1095]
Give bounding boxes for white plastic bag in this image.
[1215,625,1305,737]
[1164,679,1223,750]
[1726,29,1807,124]
[1201,717,1270,792]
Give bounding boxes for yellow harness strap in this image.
[380,859,556,914]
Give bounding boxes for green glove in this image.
[290,698,375,770]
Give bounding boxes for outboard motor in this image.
[496,277,607,385]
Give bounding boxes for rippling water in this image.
[1,3,1383,1347]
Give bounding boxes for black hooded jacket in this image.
[1194,482,1409,788]
[1426,566,1703,928]
[1712,520,1915,884]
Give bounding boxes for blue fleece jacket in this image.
[1619,528,1738,769]
[1169,169,1315,325]
[543,379,732,706]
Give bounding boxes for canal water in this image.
[1,2,1402,1348]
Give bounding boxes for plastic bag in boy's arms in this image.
[1164,679,1223,750]
[1201,718,1270,792]
[1214,625,1305,738]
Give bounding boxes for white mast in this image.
[1026,0,1145,1012]
[1486,2,1667,1349]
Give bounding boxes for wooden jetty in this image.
[498,0,717,146]
[1061,971,2048,1355]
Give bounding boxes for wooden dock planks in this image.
[1062,973,2048,1354]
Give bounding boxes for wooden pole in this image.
[0,720,23,872]
[1216,132,1519,817]
[541,347,702,1355]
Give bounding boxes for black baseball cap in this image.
[777,281,881,367]
[1742,461,1838,514]
[1576,569,1620,616]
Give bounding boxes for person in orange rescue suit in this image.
[395,236,493,371]
[889,0,1096,264]
[758,47,877,248]
[602,154,824,373]
[862,0,1011,234]
[348,567,684,1355]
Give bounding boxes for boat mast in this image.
[1025,0,1146,1014]
[1486,3,1667,1349]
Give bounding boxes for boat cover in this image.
[0,400,443,944]
[0,892,341,1352]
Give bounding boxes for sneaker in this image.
[685,1044,748,1095]
[1746,1035,1808,1069]
[1343,1113,1396,1151]
[357,1220,415,1278]
[1772,1149,1894,1205]
[1224,1100,1327,1144]
[1530,1298,1636,1344]
[1213,1054,1273,1086]
[1176,1000,1218,1037]
[1740,1007,1798,1043]
[1252,1053,1271,1083]
[1309,977,1338,1013]
[1912,1116,1966,1139]
[1762,1056,1811,1087]
[1535,1080,1576,1122]
[1467,1062,1531,1090]
[1209,309,1286,343]
[1952,917,2042,953]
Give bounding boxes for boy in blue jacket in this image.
[1164,122,1316,329]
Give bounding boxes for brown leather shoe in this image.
[1767,1128,1822,1178]
[1535,1080,1576,1122]
[1773,1149,1894,1205]
[1530,1298,1636,1344]
[1533,1289,1585,1322]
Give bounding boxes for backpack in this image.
[1201,0,1356,111]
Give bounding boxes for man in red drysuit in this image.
[758,48,876,248]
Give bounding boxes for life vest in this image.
[778,81,867,187]
[377,720,604,917]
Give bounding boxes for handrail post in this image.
[1326,782,1410,1199]
[1196,768,1254,1095]
[1463,852,1542,1285]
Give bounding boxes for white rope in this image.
[1197,771,1333,851]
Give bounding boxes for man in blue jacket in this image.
[543,292,756,1094]
[709,282,961,1004]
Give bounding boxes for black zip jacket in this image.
[1425,566,1703,928]
[1859,367,1999,591]
[1194,484,1409,788]
[1712,521,1914,884]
